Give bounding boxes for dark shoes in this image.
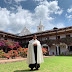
[30,68,33,71]
[35,68,39,70]
[29,64,40,71]
[30,68,39,71]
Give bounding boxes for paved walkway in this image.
[0,56,54,64]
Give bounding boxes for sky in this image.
[0,0,72,34]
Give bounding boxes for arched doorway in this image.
[42,44,48,50]
[50,45,57,55]
[52,43,68,55]
[42,44,50,55]
[59,43,68,55]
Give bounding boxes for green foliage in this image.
[20,42,28,48]
[67,53,72,56]
[0,54,2,58]
[0,50,10,59]
[60,53,72,56]
[60,53,64,56]
[9,50,19,59]
[0,50,4,54]
[17,48,28,58]
[43,37,72,46]
[0,50,5,58]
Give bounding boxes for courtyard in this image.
[0,56,72,72]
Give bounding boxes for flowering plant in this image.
[0,41,5,46]
[9,50,19,59]
[0,50,5,54]
[17,48,28,57]
[42,48,49,55]
[5,56,10,59]
[0,39,20,50]
[0,50,10,59]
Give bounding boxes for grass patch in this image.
[0,56,72,72]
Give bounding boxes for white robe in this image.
[26,39,44,64]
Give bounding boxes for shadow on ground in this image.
[14,69,39,72]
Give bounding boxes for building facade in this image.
[0,26,72,55]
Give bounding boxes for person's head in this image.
[33,34,37,40]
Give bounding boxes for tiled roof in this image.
[0,26,72,38]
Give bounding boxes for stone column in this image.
[56,45,59,55]
[48,46,51,55]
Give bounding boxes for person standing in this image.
[27,34,44,71]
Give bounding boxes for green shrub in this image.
[0,50,4,54]
[17,48,28,57]
[67,53,72,56]
[9,50,19,59]
[0,50,5,58]
[0,55,2,58]
[60,53,64,56]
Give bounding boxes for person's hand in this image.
[33,43,37,46]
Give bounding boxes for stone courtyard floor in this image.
[0,56,54,64]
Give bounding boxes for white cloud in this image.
[4,0,26,4]
[34,1,63,20]
[55,9,63,15]
[8,6,35,34]
[56,23,65,28]
[14,0,26,3]
[0,7,10,30]
[34,4,54,21]
[33,0,44,2]
[40,1,63,13]
[44,20,65,30]
[0,0,63,34]
[67,7,72,13]
[66,7,72,20]
[4,0,12,4]
[65,14,72,19]
[34,0,63,16]
[0,6,34,33]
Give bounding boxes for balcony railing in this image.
[40,37,72,46]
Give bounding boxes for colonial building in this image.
[19,27,31,36]
[37,21,44,32]
[0,24,72,55]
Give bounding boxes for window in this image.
[0,35,1,39]
[45,37,49,40]
[69,46,72,51]
[39,27,40,30]
[66,35,70,38]
[45,37,47,40]
[4,38,7,40]
[57,36,60,39]
[38,38,40,41]
[47,37,49,39]
[21,41,22,43]
[3,35,5,37]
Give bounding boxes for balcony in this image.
[40,37,72,46]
